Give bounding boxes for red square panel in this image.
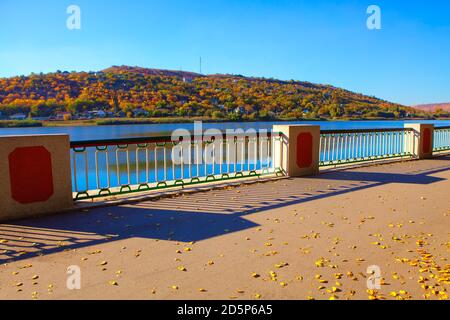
[296,132,313,168]
[8,146,54,204]
[423,128,431,154]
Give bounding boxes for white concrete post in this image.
[272,125,320,177]
[0,134,74,221]
[404,123,434,159]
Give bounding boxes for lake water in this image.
[1,120,450,141]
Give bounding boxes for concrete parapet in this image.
[0,134,73,221]
[404,123,434,159]
[273,125,320,177]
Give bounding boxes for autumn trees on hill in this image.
[0,67,424,120]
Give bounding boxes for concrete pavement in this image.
[1,156,449,300]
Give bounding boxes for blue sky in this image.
[0,0,449,105]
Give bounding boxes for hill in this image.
[0,66,426,121]
[412,103,450,113]
[103,66,203,79]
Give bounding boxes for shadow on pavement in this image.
[1,156,449,264]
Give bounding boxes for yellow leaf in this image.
[315,260,324,267]
[389,291,398,297]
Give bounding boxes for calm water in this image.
[1,120,450,141]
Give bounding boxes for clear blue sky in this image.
[1,0,449,105]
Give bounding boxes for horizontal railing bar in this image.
[435,126,450,130]
[320,128,412,134]
[71,132,278,148]
[73,169,283,200]
[319,153,412,167]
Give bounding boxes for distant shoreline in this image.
[0,116,447,128]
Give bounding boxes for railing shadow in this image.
[1,156,449,264]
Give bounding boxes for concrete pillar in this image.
[272,125,320,177]
[0,134,74,221]
[404,123,434,159]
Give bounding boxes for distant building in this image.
[235,106,246,114]
[55,112,72,121]
[183,77,193,83]
[116,111,126,118]
[84,110,107,119]
[96,110,107,118]
[9,113,27,120]
[210,97,219,106]
[133,108,149,117]
[76,113,90,120]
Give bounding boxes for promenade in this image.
[0,155,449,300]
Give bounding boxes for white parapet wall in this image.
[272,125,320,177]
[0,134,74,221]
[404,123,434,159]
